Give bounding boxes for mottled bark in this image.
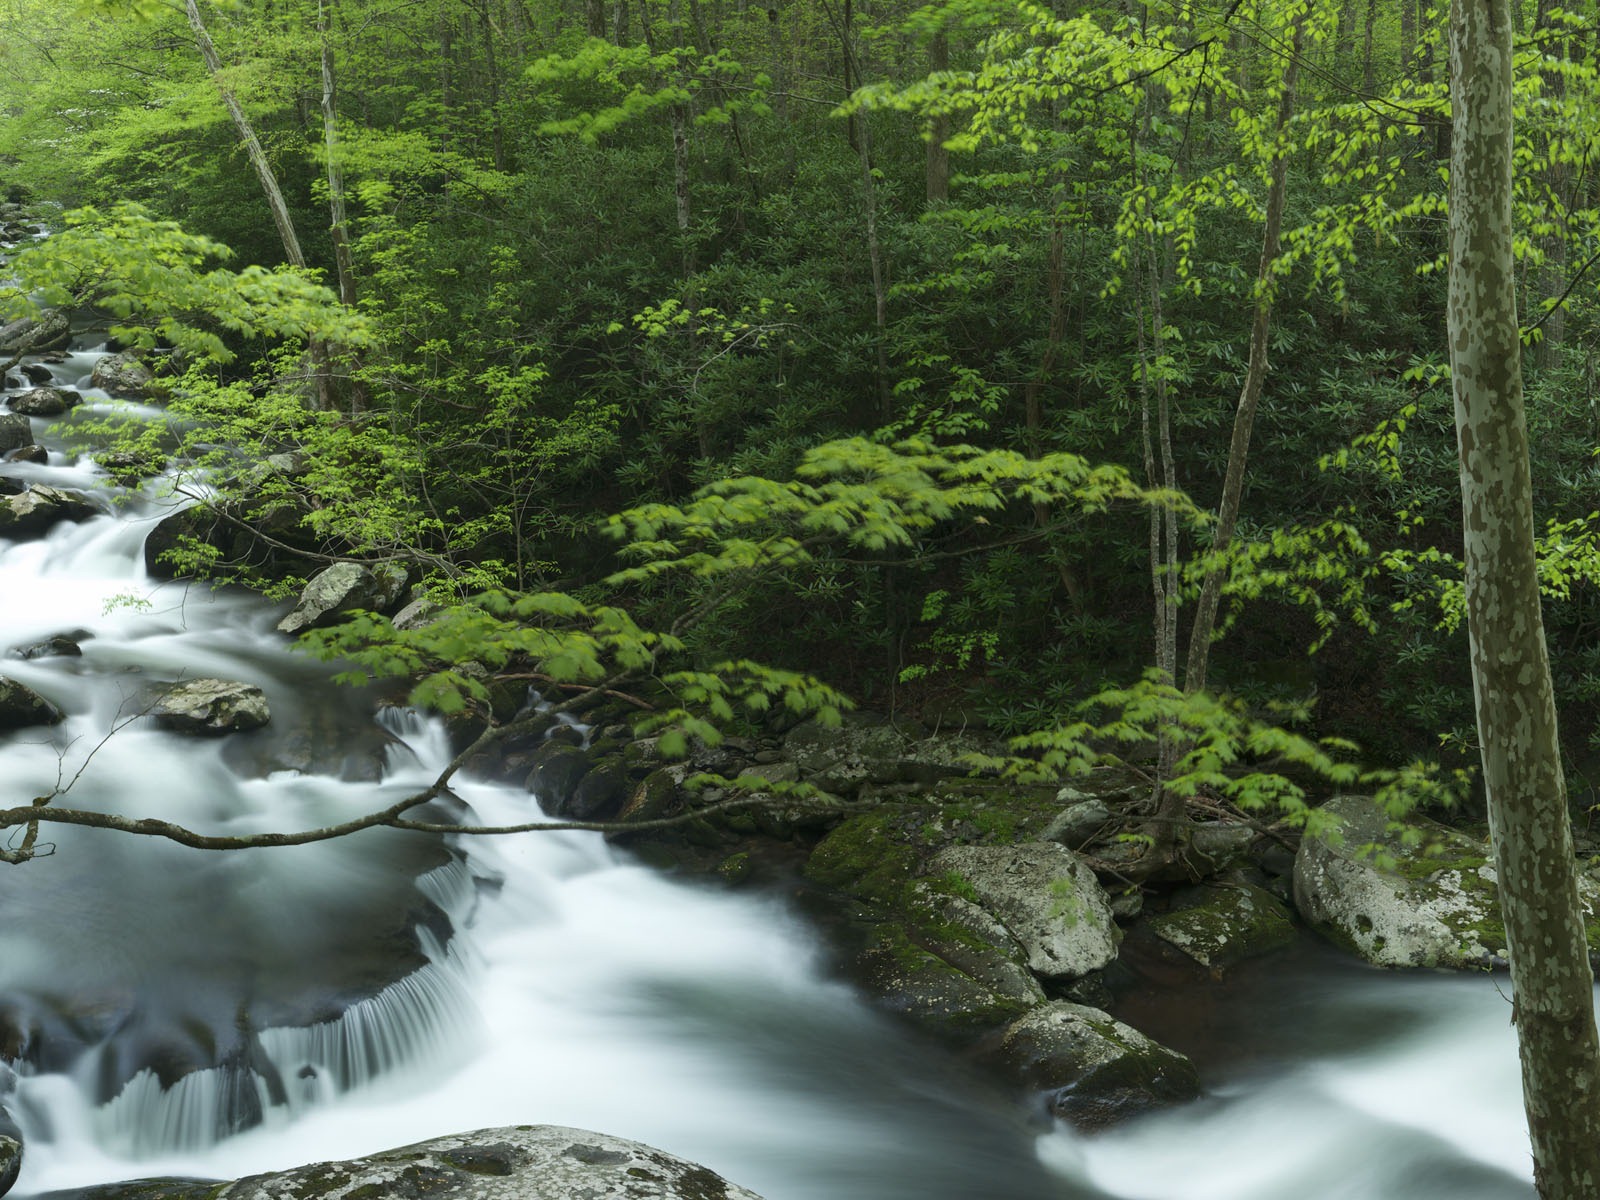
[1448,2,1600,1196]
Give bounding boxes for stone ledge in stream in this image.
[0,675,65,730]
[6,386,79,417]
[150,678,270,735]
[277,562,409,635]
[29,1126,767,1200]
[0,486,98,537]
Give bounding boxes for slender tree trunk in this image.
[186,0,334,411]
[1448,2,1600,1195]
[1184,18,1304,696]
[319,0,356,310]
[184,0,306,270]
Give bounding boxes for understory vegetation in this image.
[4,0,1600,867]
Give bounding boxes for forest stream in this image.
[1,338,1545,1199]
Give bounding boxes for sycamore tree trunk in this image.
[1448,2,1600,1196]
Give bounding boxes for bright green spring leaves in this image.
[3,202,365,363]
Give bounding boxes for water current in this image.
[0,337,1545,1199]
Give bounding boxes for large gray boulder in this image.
[994,1001,1200,1128]
[152,678,270,736]
[0,676,65,730]
[929,842,1119,980]
[0,309,69,355]
[278,562,408,635]
[6,386,77,416]
[0,486,98,537]
[1294,794,1532,968]
[89,351,155,398]
[217,1126,764,1199]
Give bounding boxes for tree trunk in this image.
[1448,1,1600,1196]
[184,0,306,270]
[1183,17,1304,696]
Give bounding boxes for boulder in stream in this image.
[0,675,65,730]
[6,386,77,417]
[277,561,409,635]
[56,1126,767,1200]
[0,414,31,455]
[89,351,155,398]
[0,1101,20,1197]
[0,309,69,355]
[929,842,1120,981]
[993,1000,1201,1129]
[151,678,271,736]
[0,485,98,537]
[1291,794,1600,968]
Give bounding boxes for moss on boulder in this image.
[1145,883,1297,971]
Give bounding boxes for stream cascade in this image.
[0,330,1549,1199]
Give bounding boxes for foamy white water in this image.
[0,333,1548,1200]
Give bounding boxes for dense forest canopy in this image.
[1,0,1598,814]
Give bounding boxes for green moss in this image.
[1047,878,1087,928]
[804,809,922,905]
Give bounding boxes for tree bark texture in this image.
[1448,2,1600,1196]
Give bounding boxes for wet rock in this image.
[855,884,1046,1037]
[277,562,409,635]
[0,310,69,355]
[90,351,155,398]
[994,1001,1200,1129]
[3,444,47,465]
[0,676,65,730]
[929,842,1120,981]
[0,414,33,454]
[6,386,78,416]
[1145,883,1296,971]
[567,757,632,821]
[526,741,595,815]
[0,485,98,537]
[1187,821,1259,874]
[95,447,166,484]
[10,632,86,660]
[1294,794,1534,969]
[151,678,270,736]
[202,1125,766,1200]
[19,363,52,385]
[0,1102,20,1197]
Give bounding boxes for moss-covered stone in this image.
[995,1000,1200,1129]
[1145,883,1297,971]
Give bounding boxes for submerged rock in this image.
[49,1126,768,1200]
[151,678,270,736]
[929,842,1120,981]
[994,1001,1200,1129]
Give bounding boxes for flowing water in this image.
[1,341,1543,1199]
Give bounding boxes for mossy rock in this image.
[1291,794,1592,968]
[803,808,925,907]
[995,1001,1200,1129]
[1145,883,1297,971]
